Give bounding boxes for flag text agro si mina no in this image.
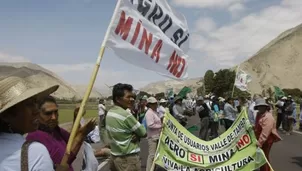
[154,109,268,171]
[107,0,190,79]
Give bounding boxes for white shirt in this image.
[248,102,256,125]
[98,104,106,116]
[82,142,98,171]
[0,133,54,171]
[276,100,284,113]
[80,117,86,126]
[157,106,165,118]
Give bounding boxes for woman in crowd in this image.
[223,97,238,130]
[283,98,294,135]
[210,97,220,139]
[26,96,97,171]
[254,98,281,171]
[0,76,69,170]
[145,97,162,171]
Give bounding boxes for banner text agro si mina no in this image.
[154,110,267,171]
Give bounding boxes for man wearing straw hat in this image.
[0,76,70,171]
[172,96,187,126]
[145,97,163,171]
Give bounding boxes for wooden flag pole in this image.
[61,0,122,165]
[231,65,240,98]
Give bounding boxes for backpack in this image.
[198,104,210,118]
[210,103,219,122]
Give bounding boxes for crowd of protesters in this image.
[0,74,299,171]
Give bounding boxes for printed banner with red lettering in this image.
[154,109,269,170]
[107,0,190,79]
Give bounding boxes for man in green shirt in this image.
[106,83,147,171]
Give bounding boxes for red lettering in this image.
[188,152,203,163]
[131,20,141,45]
[167,51,186,78]
[115,11,133,40]
[151,40,162,63]
[237,138,245,149]
[197,155,202,162]
[190,153,197,162]
[237,134,251,150]
[242,134,250,144]
[138,28,153,55]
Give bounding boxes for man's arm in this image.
[258,117,274,147]
[146,113,162,129]
[125,114,147,138]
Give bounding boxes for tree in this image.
[197,86,205,96]
[211,69,250,98]
[261,89,266,97]
[212,69,236,97]
[282,88,302,98]
[155,92,165,99]
[266,87,274,98]
[203,70,215,94]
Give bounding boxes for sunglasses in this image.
[44,110,58,116]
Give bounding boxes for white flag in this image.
[234,70,252,91]
[107,0,190,79]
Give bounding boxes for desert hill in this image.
[141,24,302,95]
[240,23,302,93]
[140,78,203,95]
[0,62,102,99]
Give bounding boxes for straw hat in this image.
[197,96,204,101]
[159,99,167,103]
[141,95,148,100]
[281,96,287,100]
[0,76,59,114]
[254,98,269,110]
[147,97,157,104]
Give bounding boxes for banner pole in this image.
[61,0,122,165]
[150,114,167,171]
[231,65,240,98]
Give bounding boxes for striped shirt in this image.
[106,105,146,156]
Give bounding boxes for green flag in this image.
[166,88,174,98]
[177,86,192,99]
[274,86,285,98]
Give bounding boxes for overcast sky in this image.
[1,0,302,92]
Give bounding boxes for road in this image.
[75,113,302,171]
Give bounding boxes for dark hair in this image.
[226,97,233,102]
[38,95,58,109]
[0,108,17,133]
[73,107,86,124]
[112,83,133,104]
[0,118,8,133]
